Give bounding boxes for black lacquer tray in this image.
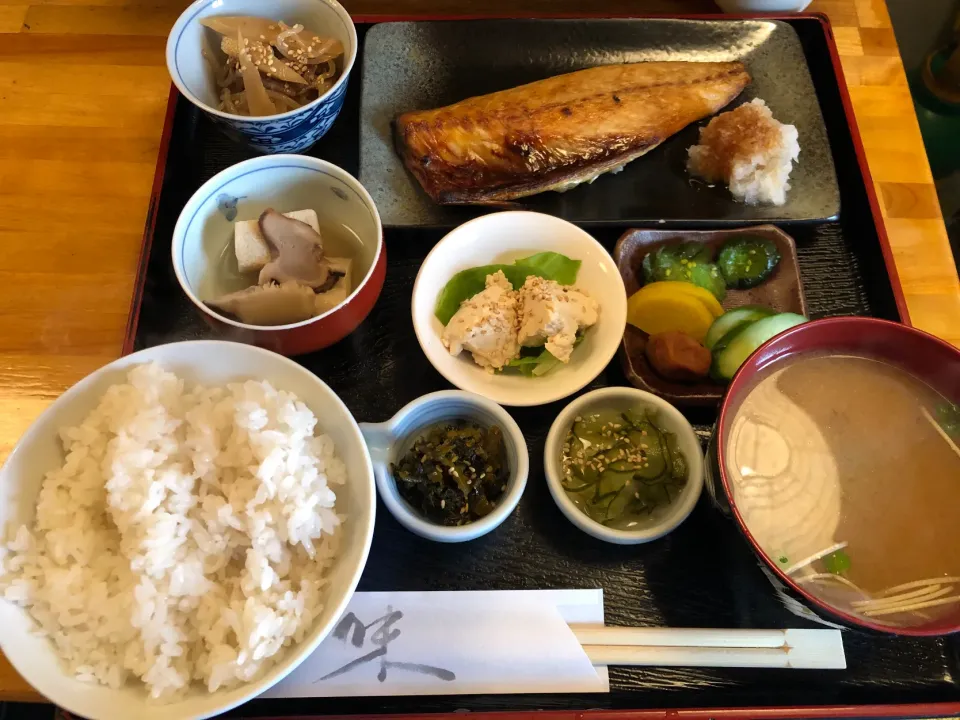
[128,13,958,719]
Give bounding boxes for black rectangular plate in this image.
[359,18,840,227]
[133,17,957,718]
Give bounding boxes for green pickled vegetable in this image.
[710,312,808,382]
[703,305,777,351]
[562,476,591,492]
[676,241,713,265]
[664,432,687,480]
[560,407,688,529]
[392,421,508,526]
[640,424,668,478]
[641,242,712,284]
[717,236,782,289]
[642,242,726,300]
[598,470,632,497]
[689,262,727,302]
[607,486,635,519]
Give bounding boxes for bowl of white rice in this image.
[0,340,375,720]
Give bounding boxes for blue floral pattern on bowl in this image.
[166,0,357,156]
[209,79,349,154]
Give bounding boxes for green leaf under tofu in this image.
[434,252,581,325]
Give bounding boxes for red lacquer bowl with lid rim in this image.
[172,155,385,356]
[715,316,960,636]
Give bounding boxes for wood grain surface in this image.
[1,0,958,705]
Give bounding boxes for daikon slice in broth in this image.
[725,353,960,627]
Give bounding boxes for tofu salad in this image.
[434,253,600,375]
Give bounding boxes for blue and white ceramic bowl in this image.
[166,0,357,153]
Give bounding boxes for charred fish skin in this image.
[395,61,751,205]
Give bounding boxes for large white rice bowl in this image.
[0,341,375,720]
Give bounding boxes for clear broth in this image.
[726,353,960,627]
[199,217,367,301]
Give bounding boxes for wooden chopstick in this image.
[569,626,847,670]
[571,626,789,648]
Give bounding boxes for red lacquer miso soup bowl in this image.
[173,155,385,356]
[714,317,960,636]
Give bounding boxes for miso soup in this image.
[725,353,960,627]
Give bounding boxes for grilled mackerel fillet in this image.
[395,61,751,204]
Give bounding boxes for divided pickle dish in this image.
[10,9,958,720]
[614,225,807,406]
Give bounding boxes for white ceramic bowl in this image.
[172,154,386,357]
[544,387,703,544]
[412,211,628,407]
[360,391,529,542]
[166,0,357,153]
[0,341,375,720]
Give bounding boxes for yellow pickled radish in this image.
[637,281,724,318]
[627,282,720,343]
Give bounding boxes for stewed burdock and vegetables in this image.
[200,16,344,117]
[561,408,688,529]
[392,421,509,526]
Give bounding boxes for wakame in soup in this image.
[725,353,960,627]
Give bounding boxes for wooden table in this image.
[1,0,959,705]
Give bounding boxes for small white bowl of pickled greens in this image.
[411,211,628,407]
[544,387,704,544]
